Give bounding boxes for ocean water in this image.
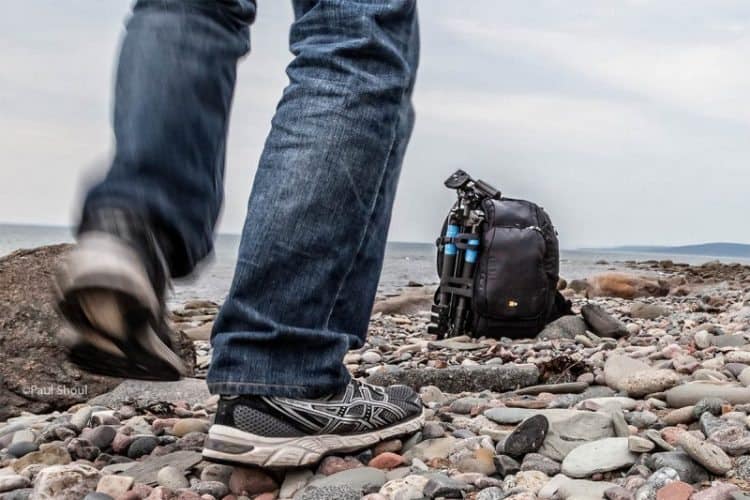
[2,224,748,305]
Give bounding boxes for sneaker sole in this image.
[202,410,425,468]
[55,232,186,381]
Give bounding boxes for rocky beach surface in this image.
[2,246,750,499]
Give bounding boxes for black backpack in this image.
[429,171,571,339]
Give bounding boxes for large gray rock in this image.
[368,364,539,393]
[0,245,196,420]
[89,378,210,409]
[485,408,614,461]
[561,437,638,478]
[0,245,120,420]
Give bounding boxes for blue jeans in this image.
[83,0,419,398]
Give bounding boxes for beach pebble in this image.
[502,415,548,457]
[494,454,521,476]
[628,435,655,452]
[317,456,363,475]
[199,463,233,485]
[690,482,739,500]
[32,463,100,499]
[561,438,638,478]
[676,431,732,475]
[369,452,404,470]
[82,426,116,450]
[619,369,681,397]
[95,475,134,497]
[70,406,93,430]
[156,466,189,489]
[193,480,229,498]
[379,474,429,499]
[7,441,39,459]
[171,418,209,437]
[423,473,472,498]
[126,436,159,459]
[84,493,114,500]
[361,351,383,364]
[228,467,278,496]
[0,475,30,493]
[521,453,560,476]
[656,481,695,500]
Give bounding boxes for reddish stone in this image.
[112,432,136,454]
[128,483,154,499]
[254,492,279,500]
[656,481,694,500]
[369,452,405,470]
[660,427,683,446]
[316,456,363,475]
[175,491,201,500]
[228,467,278,496]
[690,482,739,500]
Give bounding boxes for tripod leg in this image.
[453,236,480,335]
[429,223,458,338]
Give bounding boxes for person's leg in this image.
[207,0,419,398]
[326,19,419,344]
[83,0,255,276]
[56,0,255,380]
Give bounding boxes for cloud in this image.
[445,17,750,125]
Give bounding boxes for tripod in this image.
[428,170,501,339]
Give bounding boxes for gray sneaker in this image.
[55,207,186,380]
[203,379,424,467]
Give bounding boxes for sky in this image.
[1,1,749,248]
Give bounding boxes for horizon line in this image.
[2,221,749,249]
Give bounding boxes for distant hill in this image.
[601,243,750,258]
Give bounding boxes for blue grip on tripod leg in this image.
[445,225,459,255]
[465,239,480,263]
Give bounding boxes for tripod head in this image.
[444,169,501,202]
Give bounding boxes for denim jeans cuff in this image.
[207,377,351,398]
